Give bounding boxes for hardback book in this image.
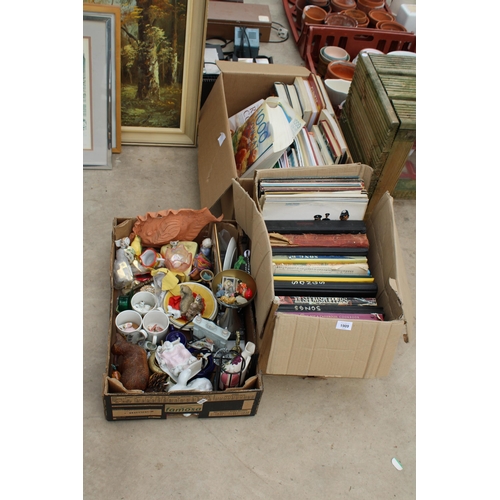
[293,77,313,129]
[273,82,291,107]
[272,262,371,277]
[312,74,335,115]
[319,109,349,163]
[233,97,305,178]
[308,130,325,166]
[277,296,378,306]
[319,119,343,163]
[311,124,334,165]
[278,311,384,321]
[302,79,320,130]
[265,219,367,234]
[260,192,369,221]
[273,279,379,297]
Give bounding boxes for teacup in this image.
[131,291,157,316]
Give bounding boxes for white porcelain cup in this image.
[115,310,146,344]
[324,79,352,107]
[131,291,157,316]
[142,309,170,344]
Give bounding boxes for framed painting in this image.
[84,0,209,147]
[83,3,122,153]
[83,14,113,168]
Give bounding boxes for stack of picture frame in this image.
[83,1,209,169]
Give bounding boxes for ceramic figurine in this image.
[184,295,204,322]
[168,367,213,392]
[340,210,350,221]
[131,208,223,247]
[111,333,149,391]
[157,341,198,377]
[179,284,195,316]
[200,238,212,257]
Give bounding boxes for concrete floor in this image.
[83,2,416,498]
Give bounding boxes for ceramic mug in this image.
[115,310,147,344]
[142,309,170,343]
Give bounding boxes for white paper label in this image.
[259,16,270,22]
[336,321,353,331]
[217,133,226,146]
[197,398,208,405]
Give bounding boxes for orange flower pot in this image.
[368,9,394,28]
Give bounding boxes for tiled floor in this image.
[82,1,416,498]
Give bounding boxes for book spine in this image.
[277,296,378,306]
[277,311,384,321]
[277,304,384,314]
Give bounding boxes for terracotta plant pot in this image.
[324,13,358,27]
[368,8,394,28]
[326,61,356,81]
[295,0,309,30]
[356,0,385,15]
[341,9,369,27]
[376,20,407,32]
[330,0,357,13]
[303,4,328,25]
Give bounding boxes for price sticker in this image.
[336,321,353,331]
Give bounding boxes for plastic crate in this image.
[298,24,416,74]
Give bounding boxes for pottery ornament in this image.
[131,208,223,247]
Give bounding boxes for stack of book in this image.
[257,175,369,221]
[260,176,384,320]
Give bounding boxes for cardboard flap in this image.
[232,180,275,340]
[366,192,414,342]
[198,76,235,210]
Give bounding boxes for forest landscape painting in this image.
[84,0,207,145]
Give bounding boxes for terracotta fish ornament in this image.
[131,208,223,247]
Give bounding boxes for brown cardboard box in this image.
[229,180,413,378]
[102,207,264,421]
[207,1,272,42]
[197,61,353,215]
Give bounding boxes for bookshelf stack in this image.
[339,53,416,216]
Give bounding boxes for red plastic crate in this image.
[298,24,416,74]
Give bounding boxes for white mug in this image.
[115,310,144,344]
[142,310,170,344]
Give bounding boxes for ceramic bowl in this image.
[164,282,218,330]
[325,61,356,81]
[330,0,357,13]
[352,48,384,64]
[212,269,257,310]
[368,8,394,28]
[320,45,350,63]
[340,9,369,27]
[324,13,358,27]
[324,79,352,107]
[376,20,408,32]
[387,50,416,57]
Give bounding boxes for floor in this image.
[83,1,416,498]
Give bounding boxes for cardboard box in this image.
[207,1,272,43]
[228,180,413,378]
[197,61,353,214]
[103,210,264,421]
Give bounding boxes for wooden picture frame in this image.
[83,3,121,153]
[83,14,113,168]
[86,0,209,147]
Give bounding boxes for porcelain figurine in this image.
[168,367,213,392]
[131,208,223,247]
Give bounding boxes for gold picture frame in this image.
[83,3,121,153]
[84,0,208,147]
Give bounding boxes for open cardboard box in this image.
[198,61,353,217]
[102,211,264,421]
[228,179,413,378]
